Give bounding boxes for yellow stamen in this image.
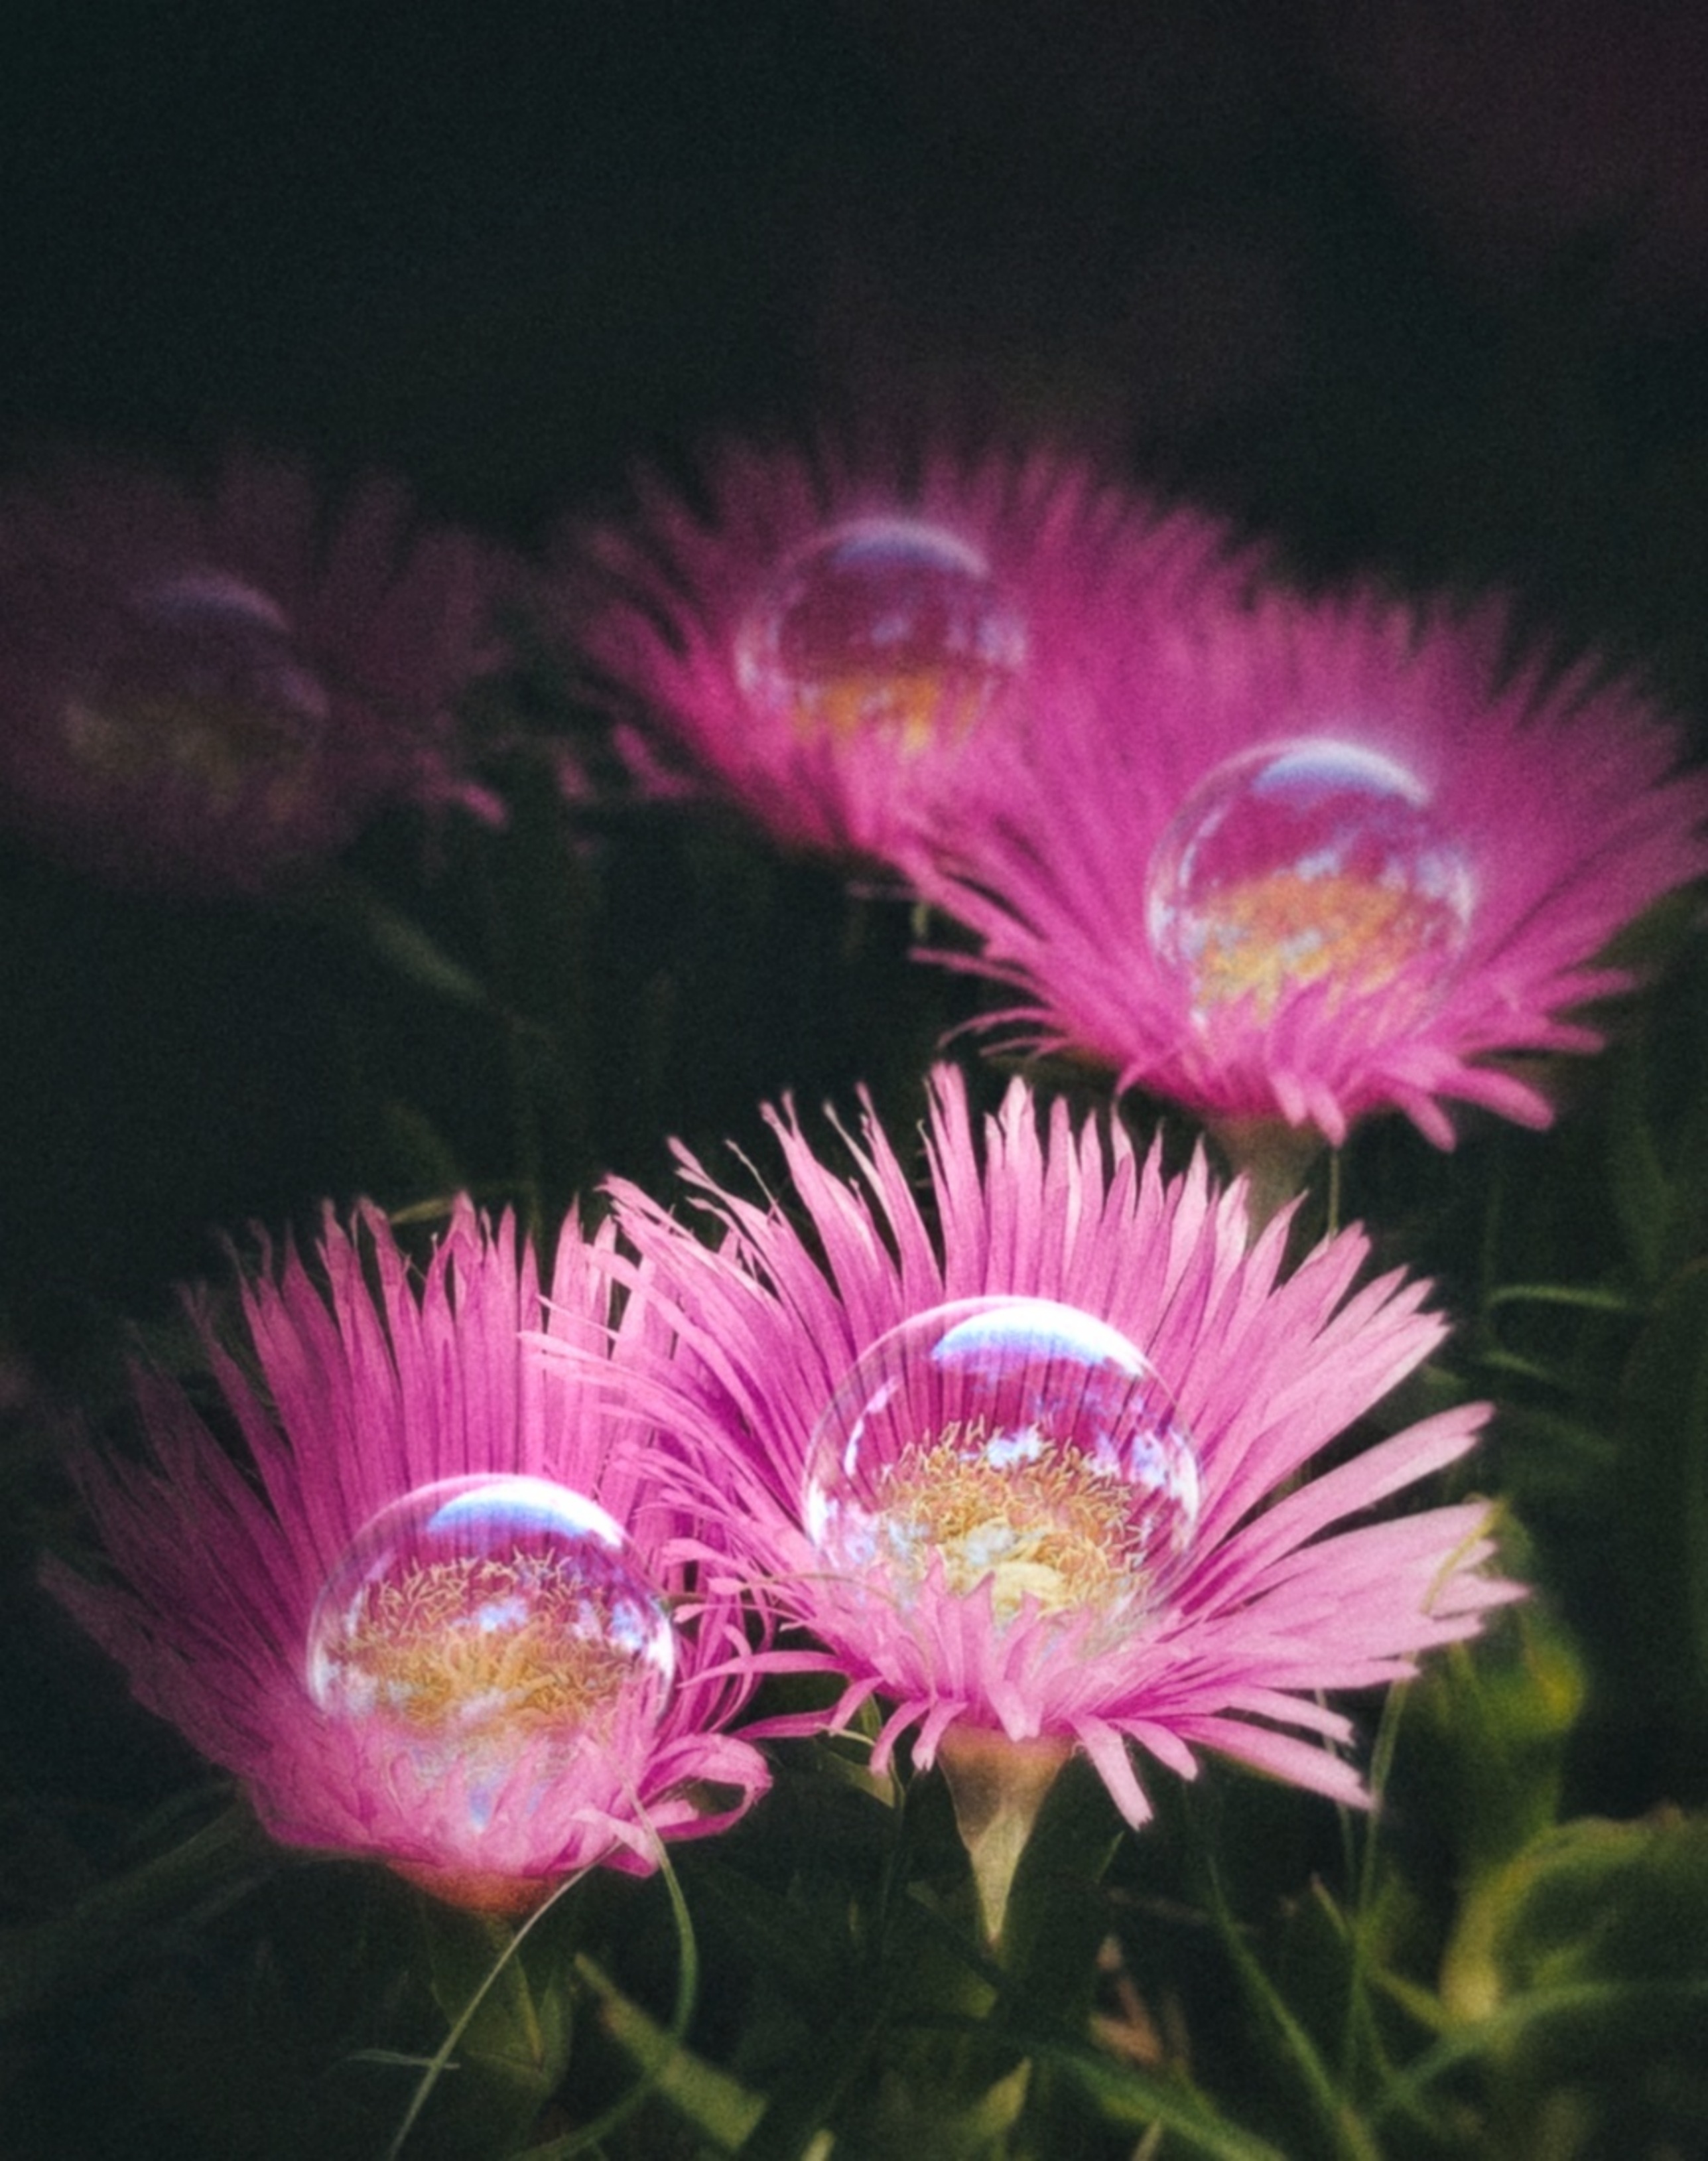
[792,668,986,756]
[334,1552,640,1734]
[1193,867,1457,1016]
[871,1423,1145,1622]
[64,695,312,815]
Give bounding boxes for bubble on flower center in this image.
[63,573,330,821]
[803,1298,1200,1639]
[734,518,1027,756]
[306,1476,675,1818]
[1146,738,1476,1022]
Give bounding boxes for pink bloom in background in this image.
[43,1202,768,1916]
[547,425,1246,868]
[603,1065,1514,1835]
[0,448,518,892]
[915,588,1708,1147]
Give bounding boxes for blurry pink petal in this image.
[44,1202,767,1914]
[543,422,1250,868]
[0,447,523,891]
[915,588,1708,1145]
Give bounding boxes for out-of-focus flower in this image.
[601,1064,1514,1923]
[546,425,1244,868]
[42,1202,768,1916]
[0,448,518,891]
[914,589,1708,1148]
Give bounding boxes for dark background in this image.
[8,1,1708,562]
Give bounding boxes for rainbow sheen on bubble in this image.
[1146,738,1476,1021]
[63,573,330,819]
[735,518,1026,754]
[306,1476,675,1821]
[803,1296,1200,1639]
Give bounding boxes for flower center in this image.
[805,1297,1200,1639]
[63,573,329,820]
[325,1548,652,1735]
[735,518,1027,756]
[863,1418,1158,1624]
[306,1477,675,1809]
[1147,738,1475,1022]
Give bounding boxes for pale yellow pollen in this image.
[332,1553,639,1734]
[1194,867,1457,1018]
[793,668,988,757]
[870,1421,1145,1623]
[64,693,313,815]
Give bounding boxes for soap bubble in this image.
[803,1296,1199,1636]
[64,573,330,818]
[306,1476,675,1817]
[1147,738,1475,1020]
[735,518,1026,753]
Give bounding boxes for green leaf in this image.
[0,1801,272,2024]
[320,871,497,1011]
[1482,1281,1638,1315]
[1606,1039,1674,1290]
[1037,2044,1289,2160]
[568,1954,763,2154]
[1615,1259,1708,1752]
[1402,1606,1588,1884]
[379,1890,580,2160]
[1201,1858,1384,2161]
[1433,1812,1708,2149]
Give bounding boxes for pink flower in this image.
[42,1201,769,1916]
[546,425,1244,867]
[602,1066,1516,1836]
[0,448,519,891]
[914,587,1708,1146]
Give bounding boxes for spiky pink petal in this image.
[44,1203,769,1910]
[597,1066,1516,1827]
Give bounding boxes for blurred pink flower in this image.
[0,448,519,891]
[601,1065,1515,1831]
[546,425,1244,867]
[914,588,1708,1146]
[44,1201,768,1916]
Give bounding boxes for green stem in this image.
[937,1728,1073,1946]
[1209,1118,1323,1240]
[387,1874,584,2160]
[1203,1859,1383,2161]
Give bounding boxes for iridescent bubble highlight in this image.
[306,1476,675,1819]
[803,1297,1200,1638]
[63,573,330,820]
[735,518,1027,754]
[1146,738,1476,1020]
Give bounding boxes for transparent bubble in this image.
[64,573,330,818]
[306,1476,675,1815]
[803,1297,1200,1638]
[734,518,1027,754]
[1146,738,1476,1021]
